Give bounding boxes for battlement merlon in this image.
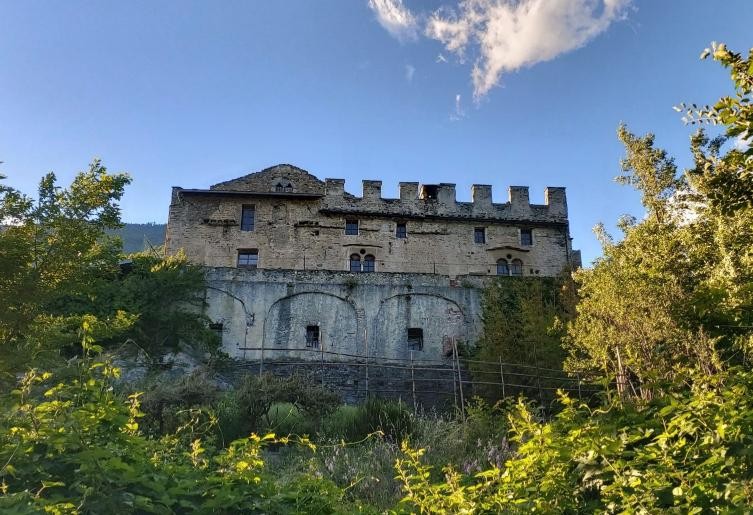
[320,179,567,220]
[544,186,568,217]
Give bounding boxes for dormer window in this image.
[274,180,293,193]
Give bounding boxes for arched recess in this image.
[204,286,254,356]
[371,293,468,361]
[262,292,359,360]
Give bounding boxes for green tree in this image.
[0,161,131,375]
[566,44,753,398]
[473,276,575,403]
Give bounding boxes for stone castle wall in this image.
[204,268,490,363]
[165,165,578,278]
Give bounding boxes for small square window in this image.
[474,227,486,244]
[306,325,320,348]
[345,219,359,235]
[241,205,255,231]
[237,249,258,268]
[407,328,423,351]
[209,322,223,341]
[396,223,407,239]
[520,228,533,246]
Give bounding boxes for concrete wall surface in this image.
[204,268,491,363]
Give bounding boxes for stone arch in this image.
[204,286,255,355]
[263,291,359,361]
[371,293,468,361]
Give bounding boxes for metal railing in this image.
[233,345,599,416]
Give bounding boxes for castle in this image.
[165,164,579,366]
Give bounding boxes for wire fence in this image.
[232,345,600,417]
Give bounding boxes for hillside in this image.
[110,223,166,253]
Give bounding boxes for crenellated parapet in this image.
[319,178,568,223]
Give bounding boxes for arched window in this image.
[275,182,284,192]
[363,254,375,272]
[496,259,509,276]
[349,254,361,272]
[283,182,293,192]
[511,259,523,276]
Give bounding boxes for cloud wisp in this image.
[368,0,419,42]
[405,64,416,82]
[370,0,631,100]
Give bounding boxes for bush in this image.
[319,397,413,443]
[0,359,356,514]
[395,370,753,512]
[138,370,220,436]
[266,402,316,436]
[218,373,341,443]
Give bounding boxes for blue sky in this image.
[1,1,751,264]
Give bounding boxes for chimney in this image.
[171,186,183,204]
[325,178,345,197]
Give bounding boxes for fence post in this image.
[499,356,506,399]
[320,340,325,388]
[451,349,458,411]
[533,340,544,406]
[410,350,417,414]
[577,373,582,401]
[453,338,466,422]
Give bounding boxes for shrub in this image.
[0,359,354,513]
[219,373,341,443]
[395,370,753,512]
[138,370,220,436]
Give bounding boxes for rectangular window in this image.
[240,205,255,231]
[237,249,258,268]
[396,223,407,239]
[209,322,223,342]
[407,328,423,351]
[474,227,486,244]
[306,325,320,348]
[520,228,533,246]
[345,219,359,235]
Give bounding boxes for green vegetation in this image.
[1,42,753,512]
[471,276,576,402]
[108,223,166,254]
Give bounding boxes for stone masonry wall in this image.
[204,268,490,363]
[165,165,576,278]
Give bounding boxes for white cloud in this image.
[427,0,630,99]
[405,64,416,82]
[450,93,466,121]
[368,0,630,100]
[368,0,419,42]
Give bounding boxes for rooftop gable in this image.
[210,164,325,195]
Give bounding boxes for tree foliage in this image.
[395,371,753,513]
[0,353,354,513]
[0,164,218,387]
[473,276,575,402]
[566,45,753,398]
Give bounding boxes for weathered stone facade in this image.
[165,164,580,362]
